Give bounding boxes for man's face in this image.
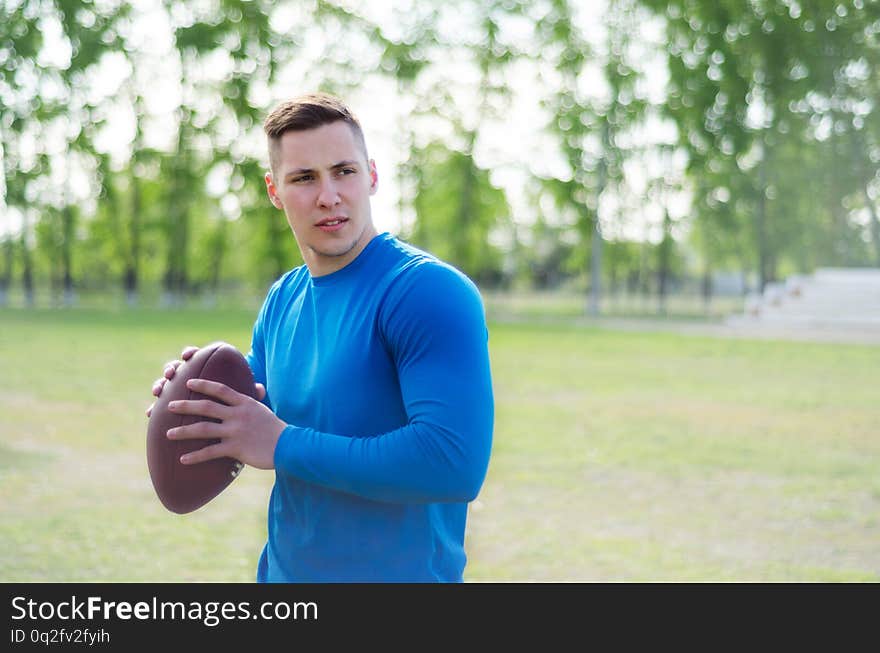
[265,121,378,277]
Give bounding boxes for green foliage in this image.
[408,141,511,286]
[535,0,654,308]
[644,0,880,284]
[3,0,880,306]
[233,158,304,286]
[523,213,580,289]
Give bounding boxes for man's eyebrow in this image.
[284,161,360,177]
[330,160,360,169]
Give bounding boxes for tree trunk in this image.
[454,137,477,277]
[267,212,289,283]
[0,130,9,307]
[209,219,227,297]
[162,144,191,307]
[657,208,672,316]
[700,218,713,314]
[0,235,11,307]
[126,169,142,306]
[588,122,609,316]
[589,206,603,316]
[639,231,651,310]
[20,218,33,307]
[61,204,75,307]
[862,186,880,267]
[755,149,769,293]
[701,266,713,315]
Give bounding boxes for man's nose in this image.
[316,178,341,208]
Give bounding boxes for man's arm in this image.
[273,263,494,504]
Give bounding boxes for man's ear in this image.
[369,160,378,195]
[265,171,283,209]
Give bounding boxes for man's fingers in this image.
[167,420,222,441]
[150,349,199,419]
[255,383,266,401]
[181,346,199,361]
[152,378,166,397]
[163,360,183,380]
[168,399,228,421]
[185,378,243,405]
[179,442,228,465]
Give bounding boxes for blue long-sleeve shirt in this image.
[246,233,494,582]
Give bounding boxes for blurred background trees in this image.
[1,0,879,313]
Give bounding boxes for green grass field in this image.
[1,307,878,582]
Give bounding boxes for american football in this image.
[146,342,258,514]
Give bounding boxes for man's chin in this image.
[310,236,361,259]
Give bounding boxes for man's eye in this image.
[293,175,313,183]
[338,168,356,176]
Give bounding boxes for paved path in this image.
[578,317,880,345]
[493,314,880,345]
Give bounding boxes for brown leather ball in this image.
[146,342,258,514]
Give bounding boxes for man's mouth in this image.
[316,217,348,232]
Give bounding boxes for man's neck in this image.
[304,224,380,277]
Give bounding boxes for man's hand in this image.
[145,345,199,418]
[164,378,285,470]
[145,345,266,417]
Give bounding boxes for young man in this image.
[147,93,494,582]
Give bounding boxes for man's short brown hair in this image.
[263,92,368,175]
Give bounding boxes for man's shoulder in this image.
[256,265,310,317]
[373,233,433,271]
[269,264,310,294]
[379,235,475,291]
[377,237,485,320]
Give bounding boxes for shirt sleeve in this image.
[272,263,494,504]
